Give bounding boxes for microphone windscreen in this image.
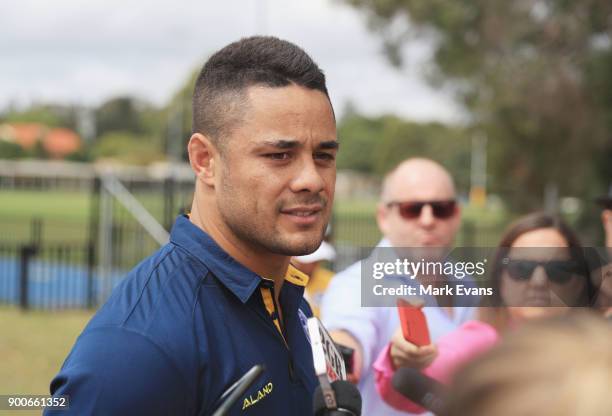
[391,368,446,414]
[313,381,362,416]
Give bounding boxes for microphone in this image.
[210,364,265,416]
[312,380,361,416]
[391,367,446,415]
[307,317,362,415]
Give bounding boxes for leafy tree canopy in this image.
[343,0,612,211]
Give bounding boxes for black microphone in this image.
[313,380,361,416]
[391,367,446,415]
[210,364,265,416]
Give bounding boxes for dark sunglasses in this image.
[502,258,585,284]
[386,200,457,220]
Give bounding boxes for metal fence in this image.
[0,241,94,309]
[0,160,510,310]
[0,161,194,310]
[0,213,508,311]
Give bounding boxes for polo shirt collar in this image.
[169,215,309,302]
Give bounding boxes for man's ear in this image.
[376,202,389,235]
[188,133,217,186]
[449,203,462,234]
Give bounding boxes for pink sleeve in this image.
[373,343,427,413]
[373,321,499,413]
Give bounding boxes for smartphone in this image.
[397,299,430,347]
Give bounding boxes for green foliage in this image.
[1,104,77,128]
[91,131,165,165]
[164,69,199,161]
[337,111,472,190]
[0,140,26,158]
[64,149,92,162]
[95,96,153,137]
[337,113,381,172]
[29,139,49,159]
[343,0,612,212]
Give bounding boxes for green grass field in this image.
[0,306,93,415]
[0,190,92,243]
[0,189,169,243]
[0,189,510,247]
[0,190,91,223]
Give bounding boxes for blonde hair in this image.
[444,312,612,416]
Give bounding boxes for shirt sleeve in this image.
[372,320,500,413]
[44,327,191,416]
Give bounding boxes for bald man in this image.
[321,158,478,416]
[378,158,461,250]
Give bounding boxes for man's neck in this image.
[190,204,289,286]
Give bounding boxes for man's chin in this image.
[273,233,324,256]
[287,240,322,256]
[397,246,449,262]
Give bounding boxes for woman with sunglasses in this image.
[372,212,597,414]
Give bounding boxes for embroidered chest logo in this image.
[242,382,273,410]
[298,308,311,344]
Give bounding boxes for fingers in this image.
[391,349,436,370]
[330,330,363,383]
[391,335,419,356]
[390,335,438,370]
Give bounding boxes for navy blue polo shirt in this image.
[46,215,319,415]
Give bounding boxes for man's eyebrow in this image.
[317,140,339,150]
[260,140,299,149]
[257,139,339,150]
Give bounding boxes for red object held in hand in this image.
[397,299,431,347]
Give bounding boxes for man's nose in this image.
[418,204,435,227]
[290,157,325,194]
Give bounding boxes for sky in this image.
[0,0,464,122]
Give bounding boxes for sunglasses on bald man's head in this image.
[386,200,457,220]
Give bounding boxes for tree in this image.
[343,0,612,211]
[337,110,472,190]
[91,131,165,165]
[95,96,152,137]
[0,140,26,159]
[1,104,79,129]
[164,69,199,161]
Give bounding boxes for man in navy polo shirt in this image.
[46,36,338,415]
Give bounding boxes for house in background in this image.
[0,123,82,159]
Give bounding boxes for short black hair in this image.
[192,36,331,147]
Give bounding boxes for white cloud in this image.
[0,0,464,122]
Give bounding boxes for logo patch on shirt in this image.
[242,382,273,410]
[298,308,310,344]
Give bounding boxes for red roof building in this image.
[0,123,82,159]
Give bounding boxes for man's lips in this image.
[280,205,323,225]
[280,205,323,216]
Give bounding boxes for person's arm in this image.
[329,330,363,384]
[372,328,438,414]
[373,320,499,413]
[320,266,379,384]
[44,327,190,416]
